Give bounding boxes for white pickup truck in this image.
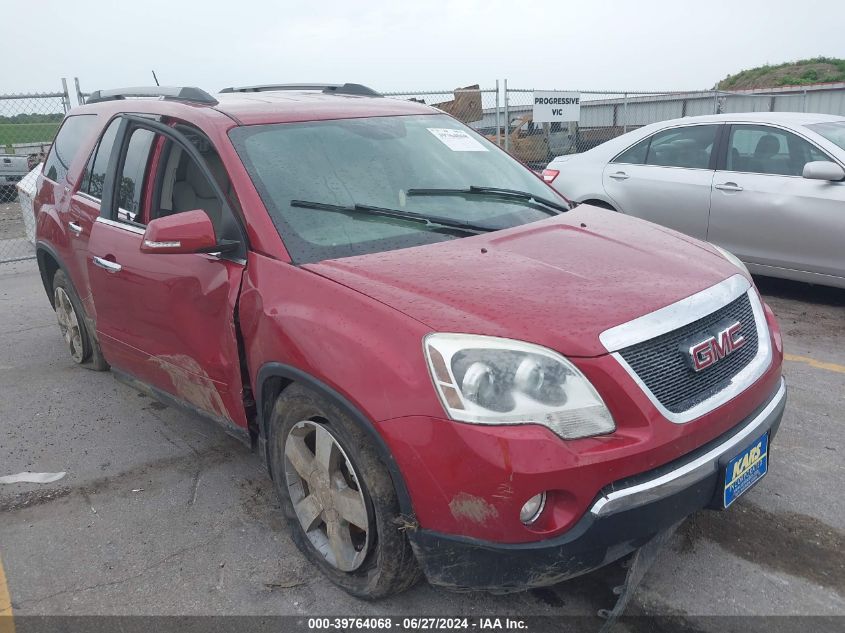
[1,153,31,201]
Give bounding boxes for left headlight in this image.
[423,333,616,440]
[712,244,750,277]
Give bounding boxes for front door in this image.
[602,123,721,240]
[86,119,249,429]
[708,123,845,278]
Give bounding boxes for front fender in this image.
[239,252,445,518]
[239,253,442,422]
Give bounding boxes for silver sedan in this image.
[545,112,845,289]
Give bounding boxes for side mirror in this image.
[802,161,845,182]
[140,210,238,255]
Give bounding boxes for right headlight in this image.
[423,333,616,440]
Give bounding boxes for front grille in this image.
[618,293,758,413]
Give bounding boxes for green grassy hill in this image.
[717,57,845,90]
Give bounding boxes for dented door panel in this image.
[87,219,248,429]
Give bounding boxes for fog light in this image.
[519,492,546,524]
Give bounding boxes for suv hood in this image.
[305,206,740,357]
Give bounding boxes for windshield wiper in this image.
[406,185,570,215]
[290,200,496,234]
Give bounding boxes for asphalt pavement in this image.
[0,259,843,631]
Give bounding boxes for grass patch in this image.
[0,122,59,150]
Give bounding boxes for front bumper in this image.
[409,378,786,592]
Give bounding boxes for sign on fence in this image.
[532,91,581,122]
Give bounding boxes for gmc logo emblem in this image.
[684,321,745,372]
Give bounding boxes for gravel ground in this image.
[0,259,842,632]
[0,201,24,241]
[0,201,33,263]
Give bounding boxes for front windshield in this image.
[229,114,564,263]
[807,121,845,152]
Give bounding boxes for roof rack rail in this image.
[219,83,382,97]
[86,86,218,106]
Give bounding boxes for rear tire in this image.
[52,269,109,371]
[268,384,421,599]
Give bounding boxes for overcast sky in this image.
[4,0,842,100]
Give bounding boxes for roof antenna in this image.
[151,70,160,86]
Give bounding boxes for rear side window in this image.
[644,125,717,169]
[614,125,718,169]
[613,136,650,165]
[43,115,97,183]
[80,118,121,200]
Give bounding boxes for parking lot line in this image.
[0,553,14,633]
[783,353,845,375]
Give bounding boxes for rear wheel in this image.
[52,270,109,371]
[268,384,421,599]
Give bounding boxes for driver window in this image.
[152,129,237,240]
[115,128,155,224]
[726,125,832,176]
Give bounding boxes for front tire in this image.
[268,384,421,599]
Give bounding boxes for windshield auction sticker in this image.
[428,128,488,152]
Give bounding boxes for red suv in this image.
[34,84,786,599]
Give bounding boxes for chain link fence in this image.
[0,83,70,262]
[382,85,503,141]
[385,84,845,169]
[2,79,844,264]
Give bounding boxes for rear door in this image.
[708,123,845,277]
[602,124,721,240]
[66,118,121,317]
[86,116,250,429]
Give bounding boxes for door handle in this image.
[609,171,629,180]
[92,256,122,274]
[715,182,743,192]
[67,221,83,236]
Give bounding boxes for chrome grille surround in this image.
[599,275,772,424]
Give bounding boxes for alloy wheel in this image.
[54,286,84,363]
[283,420,370,572]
